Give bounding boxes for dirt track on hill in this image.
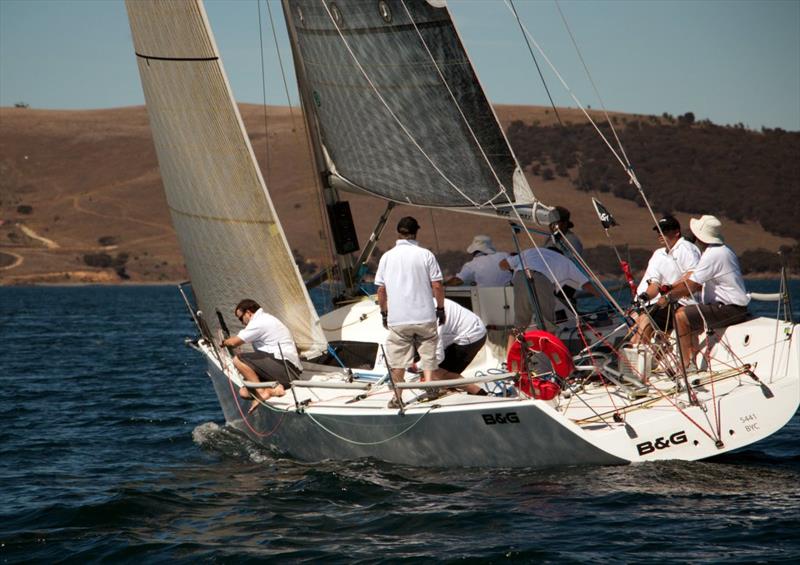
[0,105,794,285]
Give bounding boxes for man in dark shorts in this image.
[655,216,750,372]
[430,298,488,395]
[631,215,700,345]
[221,299,303,413]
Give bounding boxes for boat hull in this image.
[204,311,800,468]
[207,362,627,467]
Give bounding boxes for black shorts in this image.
[684,303,749,332]
[238,351,300,388]
[439,335,487,374]
[647,304,674,332]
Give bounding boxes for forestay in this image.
[285,0,542,215]
[126,0,327,353]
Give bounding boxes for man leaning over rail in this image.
[221,299,303,414]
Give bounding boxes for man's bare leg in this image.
[390,367,405,404]
[233,356,261,399]
[430,368,483,394]
[631,314,654,346]
[674,309,695,370]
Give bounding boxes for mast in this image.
[281,0,358,296]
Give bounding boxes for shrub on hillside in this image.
[84,253,113,268]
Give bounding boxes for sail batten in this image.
[126,0,326,353]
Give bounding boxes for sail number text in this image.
[740,413,760,432]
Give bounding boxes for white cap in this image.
[466,235,496,255]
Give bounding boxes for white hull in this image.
[204,294,800,468]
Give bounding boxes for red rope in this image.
[226,371,287,438]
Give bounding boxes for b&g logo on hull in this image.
[482,412,520,425]
[636,430,688,456]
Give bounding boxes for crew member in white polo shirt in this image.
[221,298,303,414]
[430,298,489,396]
[631,215,700,344]
[499,246,597,344]
[375,216,445,409]
[656,215,750,372]
[445,235,511,287]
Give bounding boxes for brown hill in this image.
[0,105,793,285]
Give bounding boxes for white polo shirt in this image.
[237,308,302,369]
[689,244,750,307]
[636,237,701,305]
[435,298,487,363]
[375,239,443,326]
[506,247,589,290]
[544,231,584,256]
[456,252,512,286]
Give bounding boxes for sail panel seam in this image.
[136,52,218,62]
[168,205,278,226]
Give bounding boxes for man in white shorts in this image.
[632,215,700,344]
[221,298,303,414]
[656,215,750,372]
[375,217,445,408]
[445,235,511,287]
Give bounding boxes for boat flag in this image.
[592,197,618,229]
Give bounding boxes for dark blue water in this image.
[1,283,799,563]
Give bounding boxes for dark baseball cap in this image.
[397,216,420,235]
[653,215,680,232]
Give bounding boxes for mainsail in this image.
[126,0,327,353]
[284,0,551,222]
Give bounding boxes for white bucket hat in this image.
[466,235,496,255]
[690,215,724,245]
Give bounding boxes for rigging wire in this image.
[508,0,563,126]
[553,0,631,166]
[256,0,272,178]
[265,0,297,129]
[510,1,726,361]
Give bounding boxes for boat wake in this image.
[192,422,275,464]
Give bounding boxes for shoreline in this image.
[1,273,792,288]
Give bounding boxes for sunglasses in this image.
[236,311,246,323]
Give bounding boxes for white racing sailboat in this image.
[126,0,799,467]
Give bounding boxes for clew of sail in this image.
[126,0,327,355]
[284,0,554,225]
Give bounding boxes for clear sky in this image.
[1,0,798,130]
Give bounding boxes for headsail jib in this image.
[284,0,553,226]
[126,0,327,355]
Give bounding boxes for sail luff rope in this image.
[399,0,510,208]
[281,1,340,288]
[318,0,481,207]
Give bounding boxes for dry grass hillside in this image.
[0,104,794,285]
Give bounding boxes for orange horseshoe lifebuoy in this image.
[507,330,574,378]
[506,330,573,399]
